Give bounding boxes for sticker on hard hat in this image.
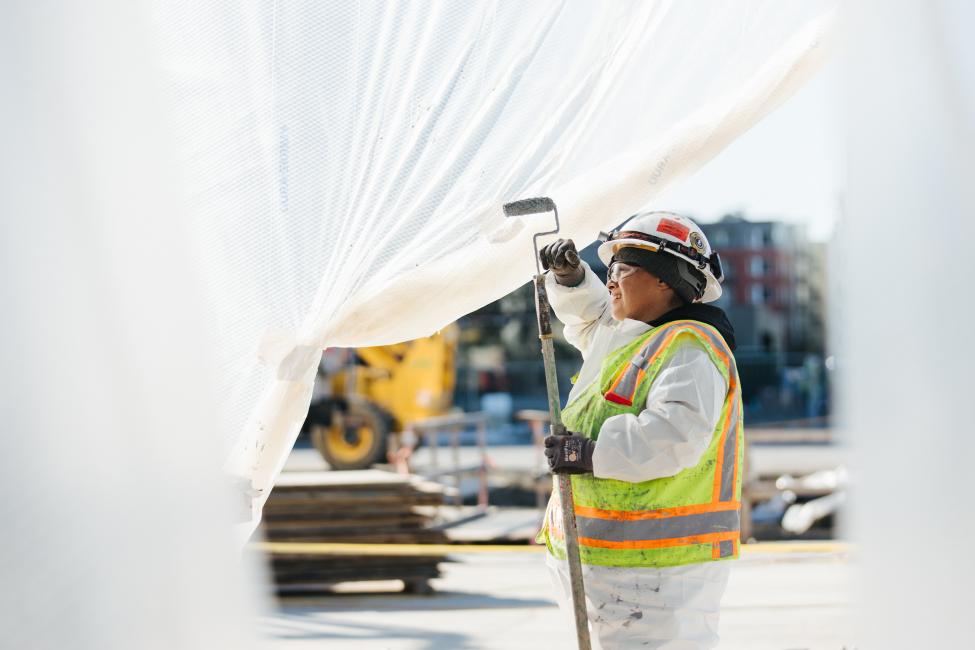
[657,218,690,241]
[689,232,706,253]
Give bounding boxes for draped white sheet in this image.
[2,1,839,646]
[145,1,836,539]
[1,3,264,648]
[843,1,975,648]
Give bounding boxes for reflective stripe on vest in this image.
[546,503,740,557]
[603,326,684,406]
[606,321,740,503]
[578,508,739,543]
[557,320,743,564]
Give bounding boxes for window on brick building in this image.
[750,284,765,305]
[750,256,765,276]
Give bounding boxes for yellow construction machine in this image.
[302,326,458,470]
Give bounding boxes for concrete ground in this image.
[260,545,854,650]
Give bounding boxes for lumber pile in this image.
[260,470,450,594]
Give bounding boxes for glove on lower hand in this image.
[539,239,584,287]
[544,433,595,475]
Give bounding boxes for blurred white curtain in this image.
[0,1,839,645]
[0,2,263,649]
[843,1,975,647]
[146,1,835,537]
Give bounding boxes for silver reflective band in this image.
[607,324,682,401]
[577,509,740,543]
[607,321,741,503]
[718,539,735,557]
[637,322,731,374]
[673,322,741,503]
[719,397,741,502]
[682,322,740,503]
[608,367,640,403]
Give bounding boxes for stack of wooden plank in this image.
[260,470,450,594]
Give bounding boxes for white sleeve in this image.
[544,262,613,358]
[590,343,728,483]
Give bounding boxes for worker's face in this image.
[606,261,674,322]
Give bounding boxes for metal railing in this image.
[411,412,491,511]
[516,409,555,512]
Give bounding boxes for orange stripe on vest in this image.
[577,530,738,551]
[574,500,740,522]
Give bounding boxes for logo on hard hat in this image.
[689,232,707,253]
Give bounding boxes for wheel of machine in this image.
[310,398,391,470]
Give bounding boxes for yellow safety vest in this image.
[539,320,744,568]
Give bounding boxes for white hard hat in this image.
[597,211,724,303]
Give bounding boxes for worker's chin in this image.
[611,302,625,321]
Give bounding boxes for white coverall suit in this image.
[545,263,731,650]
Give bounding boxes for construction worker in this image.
[537,212,742,650]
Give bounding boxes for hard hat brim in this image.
[597,238,660,266]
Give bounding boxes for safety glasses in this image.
[606,261,642,284]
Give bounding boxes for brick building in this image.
[701,213,825,355]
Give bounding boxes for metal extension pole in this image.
[534,275,592,650]
[504,196,591,650]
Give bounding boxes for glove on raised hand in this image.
[539,239,584,287]
[544,433,595,475]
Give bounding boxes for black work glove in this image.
[544,433,595,475]
[539,239,584,287]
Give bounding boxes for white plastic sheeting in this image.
[842,1,975,648]
[0,1,837,646]
[147,1,835,538]
[0,2,263,649]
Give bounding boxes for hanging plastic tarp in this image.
[148,1,835,538]
[1,3,266,648]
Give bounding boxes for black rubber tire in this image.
[310,397,391,470]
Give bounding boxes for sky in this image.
[651,60,844,242]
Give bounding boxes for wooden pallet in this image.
[260,470,449,594]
